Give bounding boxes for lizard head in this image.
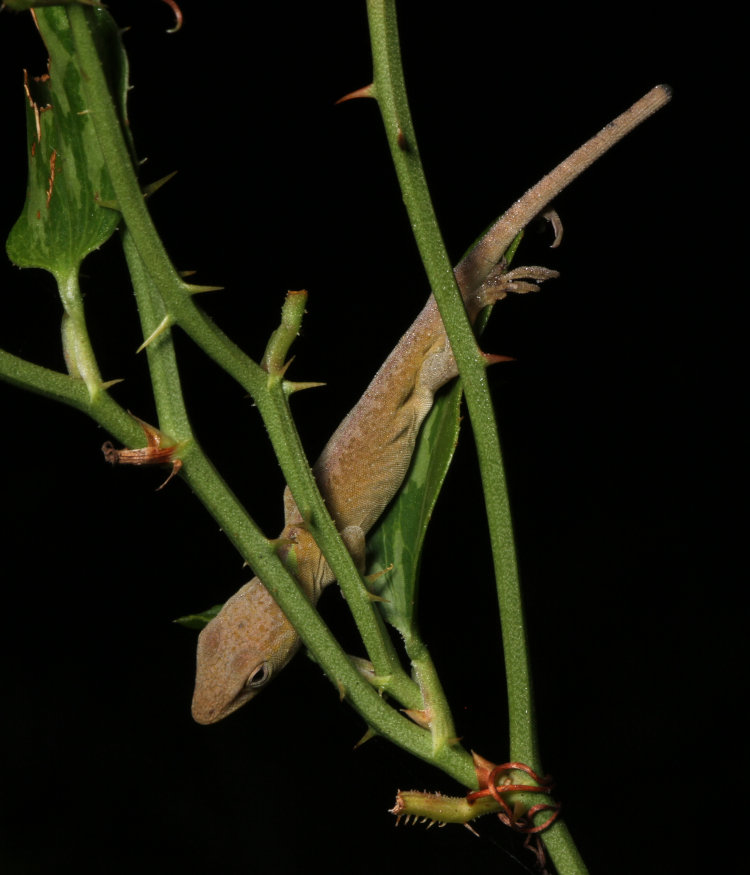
[191,577,301,724]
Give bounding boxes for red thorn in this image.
[335,84,374,104]
[482,352,516,366]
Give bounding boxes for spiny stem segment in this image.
[262,289,310,378]
[1,8,668,867]
[391,752,559,831]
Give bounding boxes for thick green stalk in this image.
[366,0,538,766]
[120,228,192,440]
[65,0,446,760]
[1,327,436,763]
[0,348,144,448]
[366,3,591,869]
[123,222,463,775]
[64,4,422,709]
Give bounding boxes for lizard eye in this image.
[246,661,272,689]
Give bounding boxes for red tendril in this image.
[466,760,561,834]
[160,0,183,33]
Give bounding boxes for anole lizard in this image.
[191,85,671,724]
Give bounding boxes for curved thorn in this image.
[183,283,224,294]
[137,314,172,353]
[335,83,375,104]
[481,352,516,367]
[100,378,124,391]
[283,380,326,396]
[143,170,178,199]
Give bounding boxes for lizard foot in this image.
[483,264,560,302]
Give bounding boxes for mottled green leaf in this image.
[368,380,463,636]
[5,5,126,279]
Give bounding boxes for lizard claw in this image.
[472,264,559,313]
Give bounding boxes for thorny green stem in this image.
[366,1,590,869]
[1,4,668,856]
[63,2,460,769]
[366,0,539,766]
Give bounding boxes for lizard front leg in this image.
[191,521,366,723]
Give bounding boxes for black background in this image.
[0,3,736,874]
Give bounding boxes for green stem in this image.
[366,0,537,765]
[120,227,192,440]
[56,268,104,399]
[366,3,592,870]
[65,3,422,711]
[403,632,456,753]
[0,347,149,449]
[122,219,456,771]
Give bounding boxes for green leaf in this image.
[5,5,126,280]
[174,605,224,630]
[366,231,524,638]
[368,380,463,637]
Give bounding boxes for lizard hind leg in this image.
[469,264,560,317]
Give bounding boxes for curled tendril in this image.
[160,0,183,33]
[466,761,561,834]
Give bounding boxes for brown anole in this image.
[191,85,670,724]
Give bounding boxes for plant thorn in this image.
[481,352,515,367]
[335,83,375,104]
[137,314,172,352]
[183,283,224,295]
[364,563,392,585]
[364,590,388,603]
[353,727,376,749]
[100,378,125,391]
[282,379,326,396]
[142,170,178,199]
[94,194,120,211]
[402,707,432,729]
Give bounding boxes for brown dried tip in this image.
[101,414,183,490]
